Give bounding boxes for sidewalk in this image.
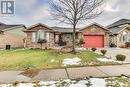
[1,64,130,83]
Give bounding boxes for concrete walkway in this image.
[1,64,130,83]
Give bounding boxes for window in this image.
[122,31,129,42]
[37,29,45,40]
[32,32,36,42]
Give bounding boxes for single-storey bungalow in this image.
[0,23,26,48]
[24,22,110,49]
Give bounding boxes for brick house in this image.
[107,19,130,47]
[0,23,26,48]
[24,23,110,49]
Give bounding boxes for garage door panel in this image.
[83,35,104,48]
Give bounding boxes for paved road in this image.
[1,64,130,83]
[97,48,130,62]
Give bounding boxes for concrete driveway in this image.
[98,48,130,62]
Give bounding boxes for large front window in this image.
[121,31,129,42]
[37,29,45,40]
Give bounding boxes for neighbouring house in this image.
[107,19,130,47]
[0,23,26,48]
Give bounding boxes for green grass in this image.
[0,49,115,70]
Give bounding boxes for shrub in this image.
[37,39,47,49]
[100,49,107,55]
[79,38,85,46]
[110,43,117,47]
[91,48,97,52]
[125,42,130,48]
[37,39,47,44]
[13,81,19,86]
[116,54,126,61]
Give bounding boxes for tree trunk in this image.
[41,43,43,49]
[72,24,76,54]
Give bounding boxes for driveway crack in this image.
[95,67,109,76]
[65,68,70,79]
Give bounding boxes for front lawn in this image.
[0,49,115,70]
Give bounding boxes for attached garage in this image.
[80,23,110,48]
[83,35,104,48]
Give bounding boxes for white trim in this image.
[27,23,52,31]
[46,32,50,43]
[32,32,36,42]
[117,26,129,34]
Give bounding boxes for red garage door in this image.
[83,35,104,48]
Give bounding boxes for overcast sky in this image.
[0,0,130,27]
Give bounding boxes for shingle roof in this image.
[50,26,81,33]
[108,27,123,34]
[0,22,24,31]
[107,19,130,34]
[107,19,130,28]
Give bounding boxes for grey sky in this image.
[0,0,129,28]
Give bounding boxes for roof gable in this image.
[80,22,109,31]
[27,23,50,30]
[25,23,54,32]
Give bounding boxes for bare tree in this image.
[50,0,104,54]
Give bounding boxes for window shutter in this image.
[46,32,50,42]
[32,32,36,42]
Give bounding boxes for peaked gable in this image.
[80,23,109,31]
[24,23,54,32]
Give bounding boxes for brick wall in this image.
[0,32,25,48]
[80,24,109,47]
[25,25,55,49]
